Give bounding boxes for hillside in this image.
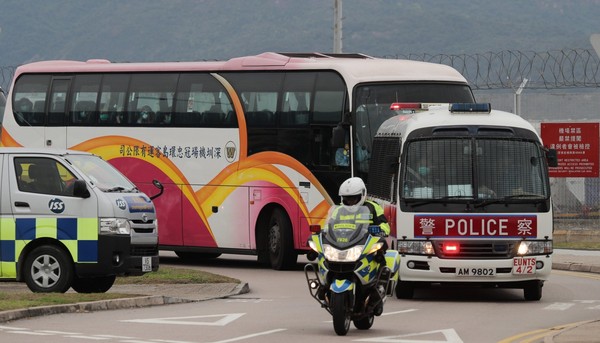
[1,0,599,67]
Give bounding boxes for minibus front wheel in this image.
[23,245,73,293]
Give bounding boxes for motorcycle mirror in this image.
[309,225,321,233]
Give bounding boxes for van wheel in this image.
[267,208,297,270]
[524,280,543,301]
[24,245,73,293]
[71,275,116,293]
[395,281,415,299]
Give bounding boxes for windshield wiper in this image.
[475,194,547,208]
[105,186,126,193]
[405,195,473,208]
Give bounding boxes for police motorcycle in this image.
[304,205,400,336]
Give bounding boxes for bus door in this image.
[0,153,5,277]
[44,77,70,149]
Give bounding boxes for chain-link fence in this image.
[1,49,599,229]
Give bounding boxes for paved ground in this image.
[0,249,598,342]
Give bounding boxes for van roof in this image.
[0,147,94,157]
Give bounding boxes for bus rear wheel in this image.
[267,208,297,270]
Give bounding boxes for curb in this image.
[0,282,249,323]
[553,262,600,274]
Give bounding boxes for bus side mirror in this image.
[150,179,164,200]
[385,155,399,174]
[331,123,346,148]
[546,149,558,167]
[73,180,91,198]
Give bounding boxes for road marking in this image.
[354,328,463,343]
[544,302,575,310]
[205,328,286,343]
[122,313,245,326]
[37,330,81,335]
[65,335,109,340]
[226,298,272,303]
[10,330,53,336]
[498,321,589,343]
[381,309,418,316]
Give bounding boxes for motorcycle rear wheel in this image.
[331,292,351,336]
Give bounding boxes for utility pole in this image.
[333,0,342,53]
[514,78,528,116]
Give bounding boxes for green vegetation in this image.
[115,266,239,285]
[0,266,239,312]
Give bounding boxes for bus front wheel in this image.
[267,208,297,270]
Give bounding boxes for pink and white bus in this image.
[1,52,474,269]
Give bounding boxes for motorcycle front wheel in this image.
[331,292,351,336]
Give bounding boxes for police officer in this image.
[335,176,390,236]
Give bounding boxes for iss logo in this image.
[48,198,65,214]
[116,199,127,210]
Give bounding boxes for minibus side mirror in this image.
[385,155,399,174]
[73,180,91,198]
[150,179,164,200]
[331,123,347,149]
[546,149,558,167]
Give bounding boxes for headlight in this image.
[367,242,384,255]
[398,240,435,255]
[323,245,364,262]
[100,218,131,235]
[517,240,553,256]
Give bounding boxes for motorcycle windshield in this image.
[324,205,371,249]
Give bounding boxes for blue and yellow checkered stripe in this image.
[0,217,98,278]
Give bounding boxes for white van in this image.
[0,148,160,292]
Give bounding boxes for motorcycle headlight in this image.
[100,218,131,235]
[323,245,364,262]
[517,240,552,256]
[367,242,384,255]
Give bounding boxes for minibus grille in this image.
[435,241,517,259]
[131,245,158,256]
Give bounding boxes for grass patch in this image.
[0,266,239,312]
[115,266,239,285]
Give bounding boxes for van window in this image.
[15,157,76,196]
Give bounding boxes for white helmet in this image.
[338,177,367,212]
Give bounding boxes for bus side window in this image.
[72,101,96,124]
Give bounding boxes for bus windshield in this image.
[0,88,6,126]
[402,138,550,202]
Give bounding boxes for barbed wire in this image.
[3,49,600,91]
[388,48,600,90]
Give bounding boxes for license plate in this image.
[142,256,152,272]
[456,267,495,277]
[512,257,536,274]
